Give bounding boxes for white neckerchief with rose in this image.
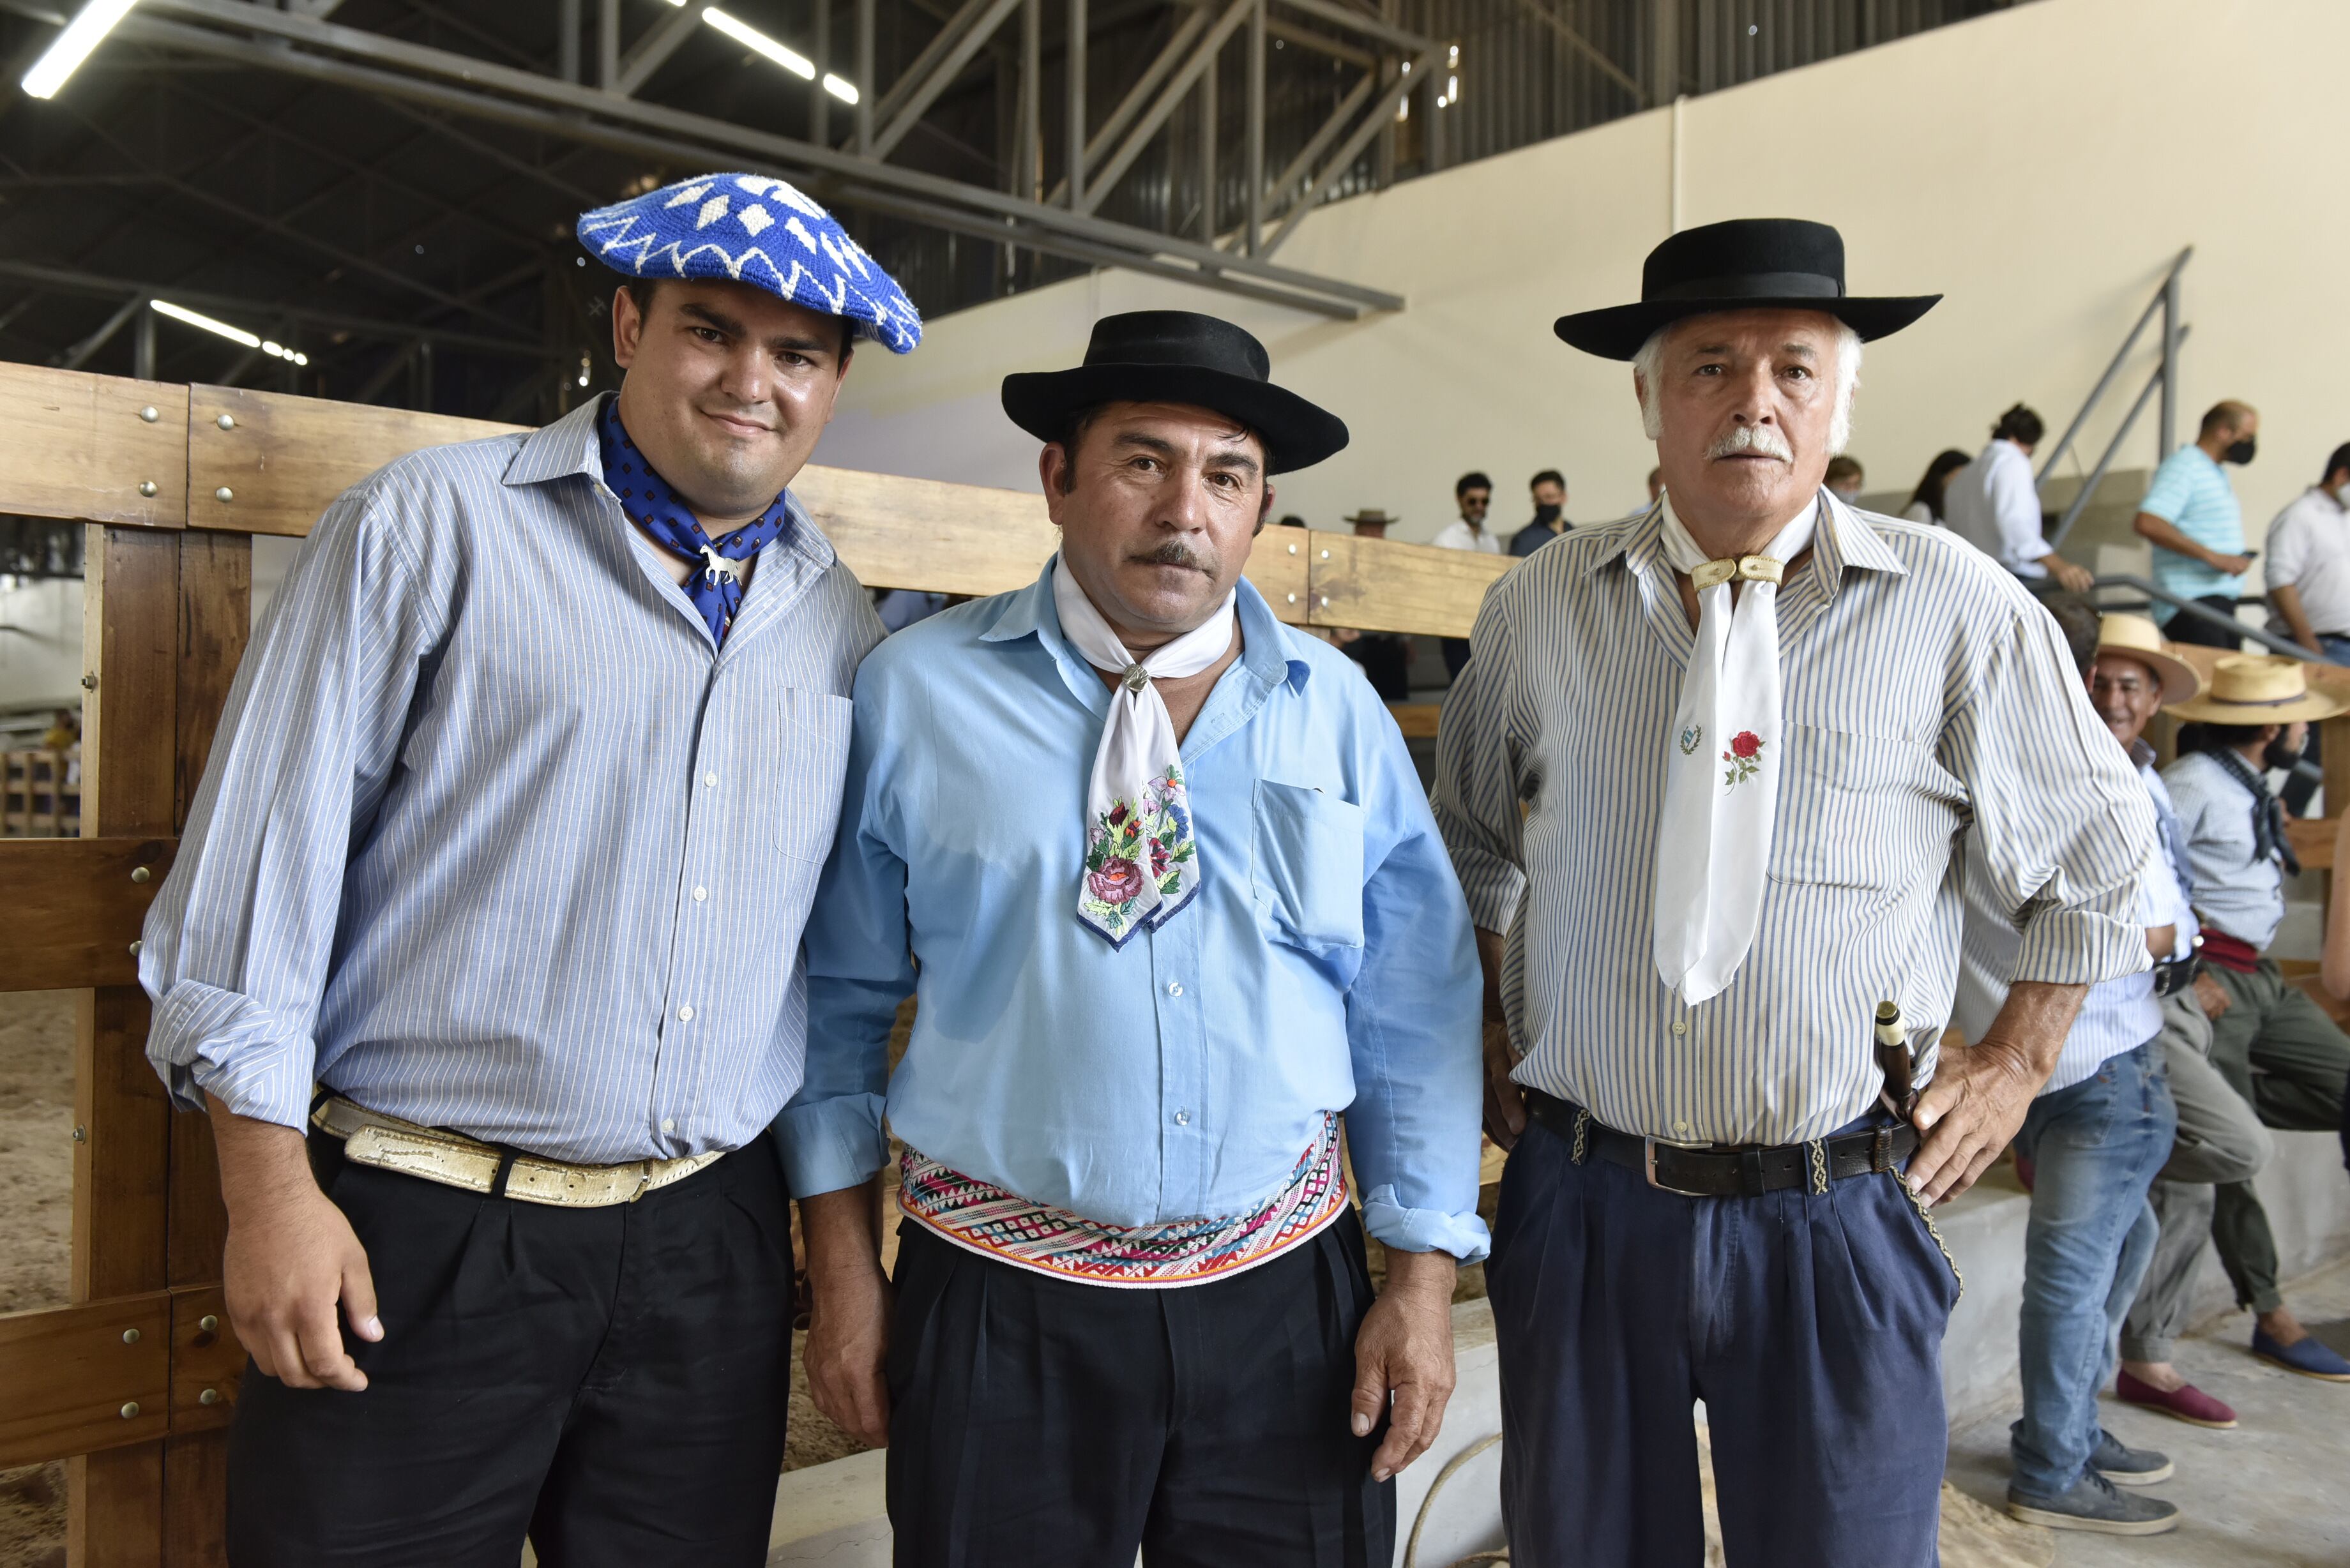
[1649,491,1819,1005]
[1052,556,1236,947]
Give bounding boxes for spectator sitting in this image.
[1955,600,2192,1535]
[1508,469,1571,557]
[2134,401,2261,649]
[1944,404,2095,592]
[2139,658,2350,1383]
[1902,448,1973,525]
[2261,442,2350,664]
[1824,454,1865,504]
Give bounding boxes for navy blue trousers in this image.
[1488,1112,1960,1567]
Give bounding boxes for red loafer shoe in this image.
[2117,1369,2238,1429]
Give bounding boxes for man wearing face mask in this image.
[2156,660,2350,1382]
[138,173,916,1562]
[1508,469,1572,557]
[1823,455,1865,504]
[2261,443,2350,663]
[2134,401,2261,650]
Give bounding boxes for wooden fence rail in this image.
[0,359,1510,1565]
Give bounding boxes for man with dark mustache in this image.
[781,310,1486,1566]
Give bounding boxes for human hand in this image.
[2209,552,2255,577]
[1351,1248,1457,1482]
[222,1179,381,1392]
[1481,1018,1526,1150]
[2050,557,2095,594]
[2193,970,2232,1020]
[1906,1037,2045,1206]
[804,1263,893,1447]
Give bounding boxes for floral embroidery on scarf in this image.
[1080,765,1198,942]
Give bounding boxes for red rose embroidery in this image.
[1108,802,1129,827]
[1729,731,1761,759]
[1088,857,1144,905]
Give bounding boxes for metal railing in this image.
[2041,248,2191,550]
[2091,573,2319,664]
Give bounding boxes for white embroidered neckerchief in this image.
[1052,556,1236,946]
[1650,490,1822,1004]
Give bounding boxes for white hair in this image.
[1632,317,1864,455]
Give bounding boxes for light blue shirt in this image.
[778,561,1489,1260]
[140,395,885,1164]
[2163,748,2284,950]
[1957,753,2195,1092]
[2141,444,2244,621]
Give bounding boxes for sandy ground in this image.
[1,989,76,1567]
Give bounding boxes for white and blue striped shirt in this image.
[1434,494,2158,1146]
[1957,753,2195,1092]
[140,395,885,1164]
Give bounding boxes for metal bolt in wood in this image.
[128,940,142,956]
[119,1403,139,1419]
[1321,549,1331,559]
[198,1315,219,1334]
[121,1328,139,1345]
[80,673,96,690]
[215,486,234,502]
[199,1389,220,1406]
[216,414,236,430]
[138,481,157,497]
[72,1126,86,1143]
[139,405,160,423]
[131,866,152,884]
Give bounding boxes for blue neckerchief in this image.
[596,398,792,647]
[2207,743,2299,877]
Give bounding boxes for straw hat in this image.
[2164,655,2350,724]
[1343,508,1399,527]
[2091,614,2201,705]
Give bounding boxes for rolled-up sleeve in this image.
[773,655,916,1200]
[139,485,444,1128]
[1346,718,1489,1262]
[1431,583,1528,935]
[1943,596,2158,988]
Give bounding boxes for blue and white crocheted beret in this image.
[577,172,922,354]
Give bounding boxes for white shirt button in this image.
[1674,1119,1691,1135]
[660,1117,676,1133]
[1671,1020,1688,1036]
[693,886,708,902]
[677,1004,695,1021]
[1167,981,1183,997]
[1174,1110,1190,1126]
[703,773,718,788]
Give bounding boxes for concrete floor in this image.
[1946,1257,2350,1568]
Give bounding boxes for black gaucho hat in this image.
[1001,310,1349,474]
[1553,218,1941,361]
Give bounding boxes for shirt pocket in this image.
[768,690,854,859]
[1764,723,1946,894]
[1250,779,1367,953]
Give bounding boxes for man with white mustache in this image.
[1435,219,2158,1565]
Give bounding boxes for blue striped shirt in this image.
[1957,755,2195,1092]
[1433,494,2158,1146]
[2162,748,2284,950]
[2141,445,2244,620]
[140,395,885,1164]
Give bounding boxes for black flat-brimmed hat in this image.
[1001,310,1349,474]
[1553,218,1941,361]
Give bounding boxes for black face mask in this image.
[2263,731,2305,771]
[1533,502,1562,526]
[2225,437,2257,465]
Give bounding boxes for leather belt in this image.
[310,1096,723,1209]
[1522,1089,1916,1198]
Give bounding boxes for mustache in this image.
[1133,540,1215,573]
[1706,424,1793,462]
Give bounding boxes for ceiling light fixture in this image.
[21,0,142,101]
[701,7,861,103]
[151,299,259,350]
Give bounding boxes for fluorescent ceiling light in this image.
[21,0,142,101]
[822,73,858,105]
[151,299,259,349]
[703,8,814,79]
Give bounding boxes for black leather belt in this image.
[2150,949,2203,998]
[1523,1089,1917,1198]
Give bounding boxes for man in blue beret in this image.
[140,172,917,1565]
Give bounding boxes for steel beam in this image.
[868,0,1003,135]
[1506,0,1642,102]
[125,0,1402,314]
[1043,6,1208,207]
[1019,0,1041,200]
[597,0,619,87]
[1064,0,1086,206]
[1257,66,1374,225]
[615,2,703,97]
[1259,49,1425,259]
[872,0,1025,161]
[1079,0,1250,218]
[854,0,874,149]
[558,0,580,82]
[1244,0,1263,253]
[1272,0,1439,58]
[1196,38,1216,241]
[54,294,146,371]
[811,0,831,146]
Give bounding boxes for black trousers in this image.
[884,1209,1393,1568]
[2164,593,2245,649]
[226,1138,794,1568]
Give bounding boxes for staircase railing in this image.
[2091,573,2316,663]
[2040,248,2192,550]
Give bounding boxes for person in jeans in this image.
[2133,401,2260,649]
[1957,607,2194,1534]
[2155,658,2350,1382]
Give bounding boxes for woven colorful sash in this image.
[898,1113,1347,1288]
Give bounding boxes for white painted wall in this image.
[0,577,83,719]
[818,0,2350,546]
